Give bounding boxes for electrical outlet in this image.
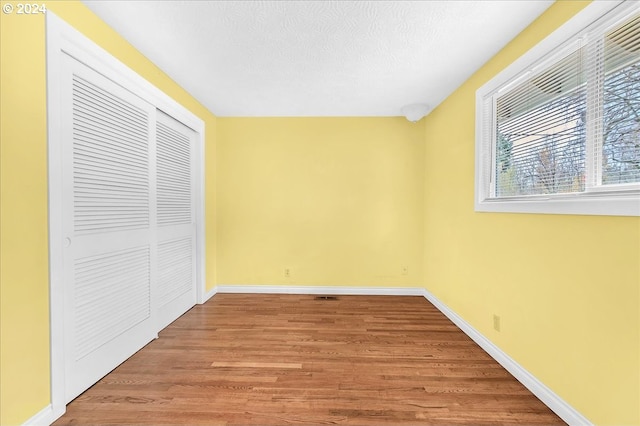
[493,314,501,332]
[284,268,291,278]
[401,266,408,276]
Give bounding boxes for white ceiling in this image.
[82,0,554,118]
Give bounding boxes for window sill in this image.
[475,192,640,216]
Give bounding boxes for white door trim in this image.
[46,11,205,421]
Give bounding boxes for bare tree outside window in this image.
[602,63,640,185]
[476,5,640,216]
[496,91,587,196]
[495,59,639,197]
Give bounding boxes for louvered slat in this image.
[156,122,191,226]
[74,246,151,361]
[72,74,150,234]
[158,238,192,308]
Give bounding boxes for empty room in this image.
[1,0,639,425]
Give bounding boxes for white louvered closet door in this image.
[61,54,157,403]
[155,111,197,330]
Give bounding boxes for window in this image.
[475,1,640,216]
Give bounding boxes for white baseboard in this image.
[200,285,217,304]
[22,404,60,426]
[214,284,425,296]
[421,288,592,426]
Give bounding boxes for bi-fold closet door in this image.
[60,53,197,403]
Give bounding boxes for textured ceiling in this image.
[82,1,554,118]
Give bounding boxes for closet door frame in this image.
[46,11,206,421]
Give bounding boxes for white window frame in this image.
[475,0,640,216]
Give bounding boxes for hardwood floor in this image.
[54,294,565,425]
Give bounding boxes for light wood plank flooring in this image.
[54,294,565,425]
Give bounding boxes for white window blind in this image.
[597,14,640,186]
[476,1,640,216]
[495,45,587,196]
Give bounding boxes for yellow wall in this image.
[422,1,640,424]
[0,1,217,424]
[2,0,638,425]
[216,117,424,287]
